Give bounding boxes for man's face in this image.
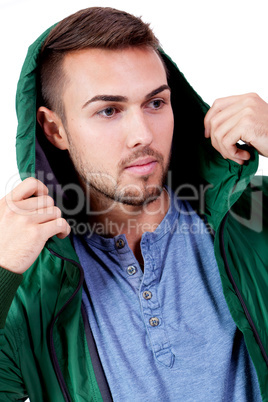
[61,47,174,206]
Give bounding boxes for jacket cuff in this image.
[0,266,23,328]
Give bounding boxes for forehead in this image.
[62,47,168,103]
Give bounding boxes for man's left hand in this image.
[204,93,268,165]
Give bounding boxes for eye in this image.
[97,107,118,118]
[148,99,165,110]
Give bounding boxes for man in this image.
[0,6,268,401]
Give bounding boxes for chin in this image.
[116,184,163,206]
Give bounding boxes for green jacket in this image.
[1,25,268,401]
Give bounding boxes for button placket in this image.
[140,241,175,368]
[114,236,143,291]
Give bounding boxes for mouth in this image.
[124,157,158,175]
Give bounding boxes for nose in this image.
[125,110,153,149]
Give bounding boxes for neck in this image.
[86,188,170,263]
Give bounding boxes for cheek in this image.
[156,112,174,151]
[67,122,106,155]
[79,136,122,172]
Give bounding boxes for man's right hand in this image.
[0,177,70,274]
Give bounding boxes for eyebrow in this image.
[82,84,171,109]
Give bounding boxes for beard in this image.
[68,140,171,207]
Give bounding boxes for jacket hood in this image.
[15,24,259,233]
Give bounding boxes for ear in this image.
[37,106,69,150]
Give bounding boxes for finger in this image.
[205,100,246,138]
[33,206,62,224]
[41,218,71,240]
[204,94,253,138]
[215,126,251,162]
[6,178,49,202]
[209,109,246,152]
[228,157,245,165]
[9,205,62,222]
[222,143,250,163]
[15,195,54,211]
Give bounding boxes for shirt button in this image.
[116,238,125,249]
[143,290,152,300]
[149,317,160,327]
[127,265,137,276]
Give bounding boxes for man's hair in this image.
[39,7,160,120]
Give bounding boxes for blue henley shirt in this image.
[73,189,261,401]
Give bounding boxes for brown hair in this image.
[39,7,161,120]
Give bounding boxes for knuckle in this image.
[22,177,39,195]
[241,110,254,126]
[212,99,219,108]
[57,217,66,228]
[204,111,210,125]
[44,195,54,207]
[211,98,222,112]
[210,135,216,145]
[45,206,61,217]
[210,116,222,136]
[221,137,229,148]
[221,135,232,147]
[217,147,227,158]
[248,92,259,100]
[210,116,218,132]
[24,177,38,186]
[243,106,254,115]
[244,93,259,108]
[54,206,62,217]
[24,177,48,194]
[210,136,219,151]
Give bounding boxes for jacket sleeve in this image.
[0,266,28,400]
[0,266,23,329]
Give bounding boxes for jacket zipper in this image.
[47,247,84,402]
[219,212,268,366]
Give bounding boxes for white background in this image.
[0,0,268,199]
[0,1,267,400]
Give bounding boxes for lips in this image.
[126,157,156,168]
[124,157,157,175]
